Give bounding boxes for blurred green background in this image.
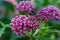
[0,0,60,40]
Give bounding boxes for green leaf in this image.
[16,0,22,3]
[56,36,60,40]
[47,29,60,33]
[40,27,49,36]
[10,33,22,40]
[34,0,43,9]
[43,36,50,40]
[50,34,56,40]
[43,0,50,6]
[48,20,60,30]
[2,1,15,12]
[1,28,12,40]
[33,29,40,36]
[10,33,29,40]
[0,21,10,28]
[0,28,5,37]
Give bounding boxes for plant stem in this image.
[29,29,34,40]
[29,36,33,40]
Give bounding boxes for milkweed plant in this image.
[0,0,60,40]
[10,1,60,40]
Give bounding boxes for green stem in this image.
[39,34,44,40]
[20,11,30,17]
[29,29,34,40]
[29,36,33,40]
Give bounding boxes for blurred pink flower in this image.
[10,15,40,35]
[36,5,60,21]
[16,1,35,14]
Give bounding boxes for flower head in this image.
[10,15,39,35]
[10,15,28,35]
[36,5,60,21]
[27,16,39,29]
[16,1,35,14]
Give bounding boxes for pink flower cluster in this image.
[37,5,60,21]
[27,16,39,29]
[11,1,60,36]
[16,1,35,14]
[10,15,39,35]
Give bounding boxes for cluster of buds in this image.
[10,15,39,35]
[27,16,39,29]
[16,1,35,14]
[36,5,60,21]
